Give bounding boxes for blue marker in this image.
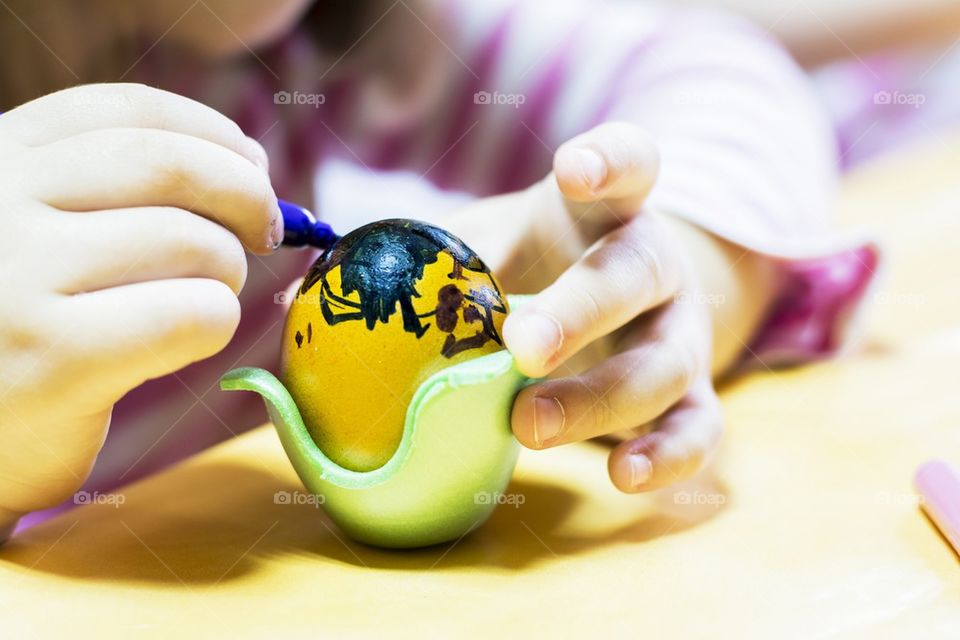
[278,199,340,250]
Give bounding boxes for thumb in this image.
[553,121,660,224]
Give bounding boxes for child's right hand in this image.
[0,83,281,524]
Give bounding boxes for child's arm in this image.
[342,0,871,492]
[0,83,280,535]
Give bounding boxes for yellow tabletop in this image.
[3,135,960,638]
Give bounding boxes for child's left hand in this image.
[445,122,775,493]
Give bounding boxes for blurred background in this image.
[678,0,960,169]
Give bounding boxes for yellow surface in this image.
[3,135,960,637]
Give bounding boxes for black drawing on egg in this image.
[299,219,506,356]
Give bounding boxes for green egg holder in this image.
[220,296,533,548]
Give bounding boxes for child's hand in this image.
[446,122,775,493]
[0,84,280,520]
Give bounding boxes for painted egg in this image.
[281,219,510,472]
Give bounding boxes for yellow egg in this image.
[281,219,509,472]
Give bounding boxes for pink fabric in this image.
[748,245,880,367]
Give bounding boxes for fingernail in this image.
[532,396,565,447]
[269,211,284,250]
[577,148,606,191]
[628,454,653,487]
[506,311,563,370]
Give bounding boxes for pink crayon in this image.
[915,460,960,557]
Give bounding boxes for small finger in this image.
[62,278,241,408]
[504,212,682,377]
[554,121,659,216]
[0,83,270,171]
[511,302,707,449]
[47,206,248,295]
[607,377,723,493]
[25,128,281,253]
